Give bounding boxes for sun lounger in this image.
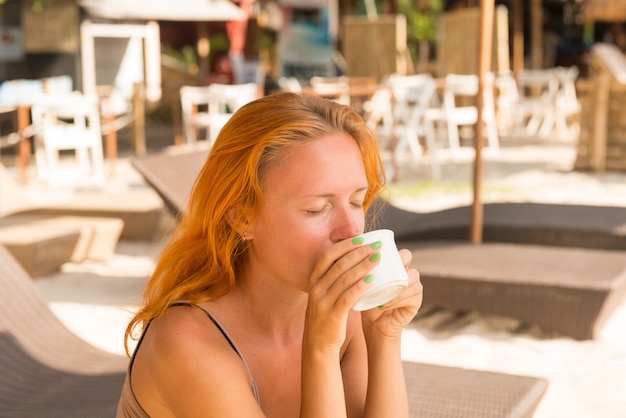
[0,214,124,265]
[370,199,626,339]
[403,361,548,418]
[0,244,126,417]
[406,241,626,340]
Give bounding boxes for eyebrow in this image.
[303,187,369,199]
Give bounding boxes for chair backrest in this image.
[310,76,350,105]
[516,68,560,101]
[32,92,102,133]
[387,73,437,127]
[443,73,496,116]
[30,92,105,185]
[363,85,393,131]
[444,74,480,97]
[208,82,259,113]
[180,85,225,116]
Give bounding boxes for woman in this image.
[118,92,423,417]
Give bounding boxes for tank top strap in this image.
[170,301,261,405]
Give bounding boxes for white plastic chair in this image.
[207,82,259,113]
[514,68,561,137]
[386,73,441,179]
[180,82,258,147]
[31,92,105,187]
[363,84,394,133]
[494,71,520,136]
[554,66,580,139]
[442,73,499,153]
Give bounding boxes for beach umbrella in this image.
[470,0,495,244]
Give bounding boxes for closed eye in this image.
[350,201,364,210]
[305,205,331,215]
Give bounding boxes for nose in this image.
[330,203,364,243]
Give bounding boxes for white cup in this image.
[352,229,409,311]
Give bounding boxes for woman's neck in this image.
[212,263,308,342]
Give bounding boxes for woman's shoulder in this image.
[143,303,236,363]
[130,304,261,415]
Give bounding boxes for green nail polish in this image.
[364,274,374,283]
[351,237,365,245]
[369,252,381,263]
[369,240,382,250]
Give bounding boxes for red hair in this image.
[124,92,385,354]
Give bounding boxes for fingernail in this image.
[364,274,374,283]
[369,252,381,263]
[351,237,365,245]
[369,240,382,250]
[377,305,385,309]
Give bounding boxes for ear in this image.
[227,208,253,240]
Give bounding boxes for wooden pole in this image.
[530,0,542,69]
[512,0,524,76]
[470,0,494,244]
[16,105,31,184]
[132,82,146,156]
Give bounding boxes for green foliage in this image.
[396,0,443,64]
[162,44,198,68]
[397,0,443,43]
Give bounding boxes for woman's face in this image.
[244,132,369,292]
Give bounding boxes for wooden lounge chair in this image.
[0,245,126,417]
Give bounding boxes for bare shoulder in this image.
[131,304,264,417]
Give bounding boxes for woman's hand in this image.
[361,248,423,340]
[303,237,381,352]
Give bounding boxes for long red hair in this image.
[124,92,385,354]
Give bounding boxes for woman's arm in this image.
[362,332,408,418]
[361,249,423,418]
[301,237,382,417]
